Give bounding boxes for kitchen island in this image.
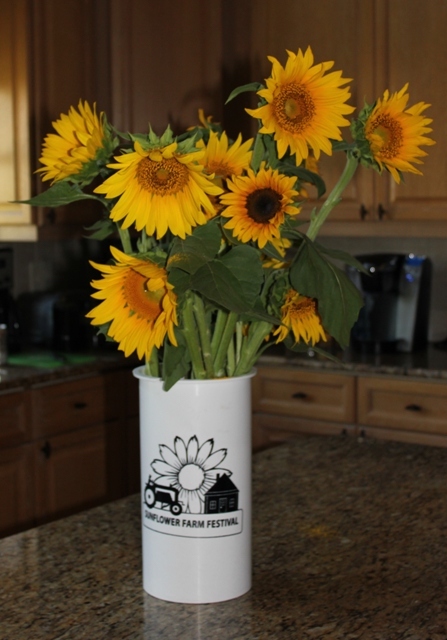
[1,434,447,639]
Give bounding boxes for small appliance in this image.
[346,253,432,353]
[0,248,21,354]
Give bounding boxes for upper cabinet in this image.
[245,0,447,237]
[0,0,33,235]
[1,0,447,240]
[0,0,111,241]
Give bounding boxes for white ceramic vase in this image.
[133,367,255,604]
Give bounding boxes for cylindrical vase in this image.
[133,367,255,604]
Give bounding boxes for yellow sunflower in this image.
[220,167,300,248]
[246,46,354,164]
[273,289,327,345]
[199,130,253,180]
[87,246,178,361]
[364,83,435,184]
[37,100,106,183]
[94,141,223,239]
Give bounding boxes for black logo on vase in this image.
[143,436,243,538]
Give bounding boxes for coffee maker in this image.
[346,253,432,353]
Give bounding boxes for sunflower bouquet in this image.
[25,47,434,389]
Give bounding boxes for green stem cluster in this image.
[181,293,272,379]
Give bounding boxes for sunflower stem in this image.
[182,293,207,379]
[149,347,159,378]
[213,311,238,377]
[235,321,244,365]
[192,293,215,378]
[306,154,359,241]
[234,320,272,376]
[211,309,229,359]
[226,336,235,377]
[117,224,133,254]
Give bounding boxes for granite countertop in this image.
[1,434,447,639]
[259,343,447,381]
[0,350,140,391]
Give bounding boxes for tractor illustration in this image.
[144,476,183,516]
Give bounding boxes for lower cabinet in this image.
[252,365,447,451]
[0,366,140,538]
[357,375,447,447]
[252,366,357,450]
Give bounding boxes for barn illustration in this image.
[204,474,239,514]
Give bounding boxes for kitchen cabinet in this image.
[0,366,139,537]
[252,366,357,450]
[0,0,33,233]
[357,374,447,447]
[252,364,447,451]
[0,0,111,241]
[246,0,447,237]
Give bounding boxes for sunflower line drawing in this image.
[149,436,232,514]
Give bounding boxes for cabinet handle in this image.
[360,204,368,220]
[292,392,308,400]
[378,203,387,219]
[74,401,87,409]
[41,441,52,459]
[405,403,422,412]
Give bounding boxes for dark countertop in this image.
[259,343,447,381]
[1,434,447,639]
[0,350,140,391]
[1,343,447,393]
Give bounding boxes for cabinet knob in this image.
[405,403,422,412]
[292,392,308,400]
[41,441,52,459]
[360,204,368,220]
[378,203,387,219]
[74,401,87,410]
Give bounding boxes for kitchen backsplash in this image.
[2,235,447,343]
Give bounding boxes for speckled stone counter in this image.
[1,434,447,639]
[261,344,447,380]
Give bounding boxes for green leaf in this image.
[220,245,264,301]
[289,239,364,348]
[168,267,192,297]
[162,330,191,391]
[251,135,265,172]
[190,261,252,312]
[168,220,222,275]
[19,182,102,208]
[84,218,115,240]
[314,243,369,274]
[276,161,327,198]
[225,82,264,104]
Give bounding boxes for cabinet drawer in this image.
[0,388,31,446]
[31,375,107,437]
[358,377,447,435]
[253,367,356,423]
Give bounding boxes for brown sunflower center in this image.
[136,156,190,195]
[123,269,163,321]
[288,295,316,318]
[273,83,316,133]
[369,114,403,159]
[246,188,282,223]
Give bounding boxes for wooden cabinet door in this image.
[34,424,107,522]
[0,444,34,536]
[28,0,112,232]
[373,0,447,224]
[247,0,375,224]
[0,388,31,447]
